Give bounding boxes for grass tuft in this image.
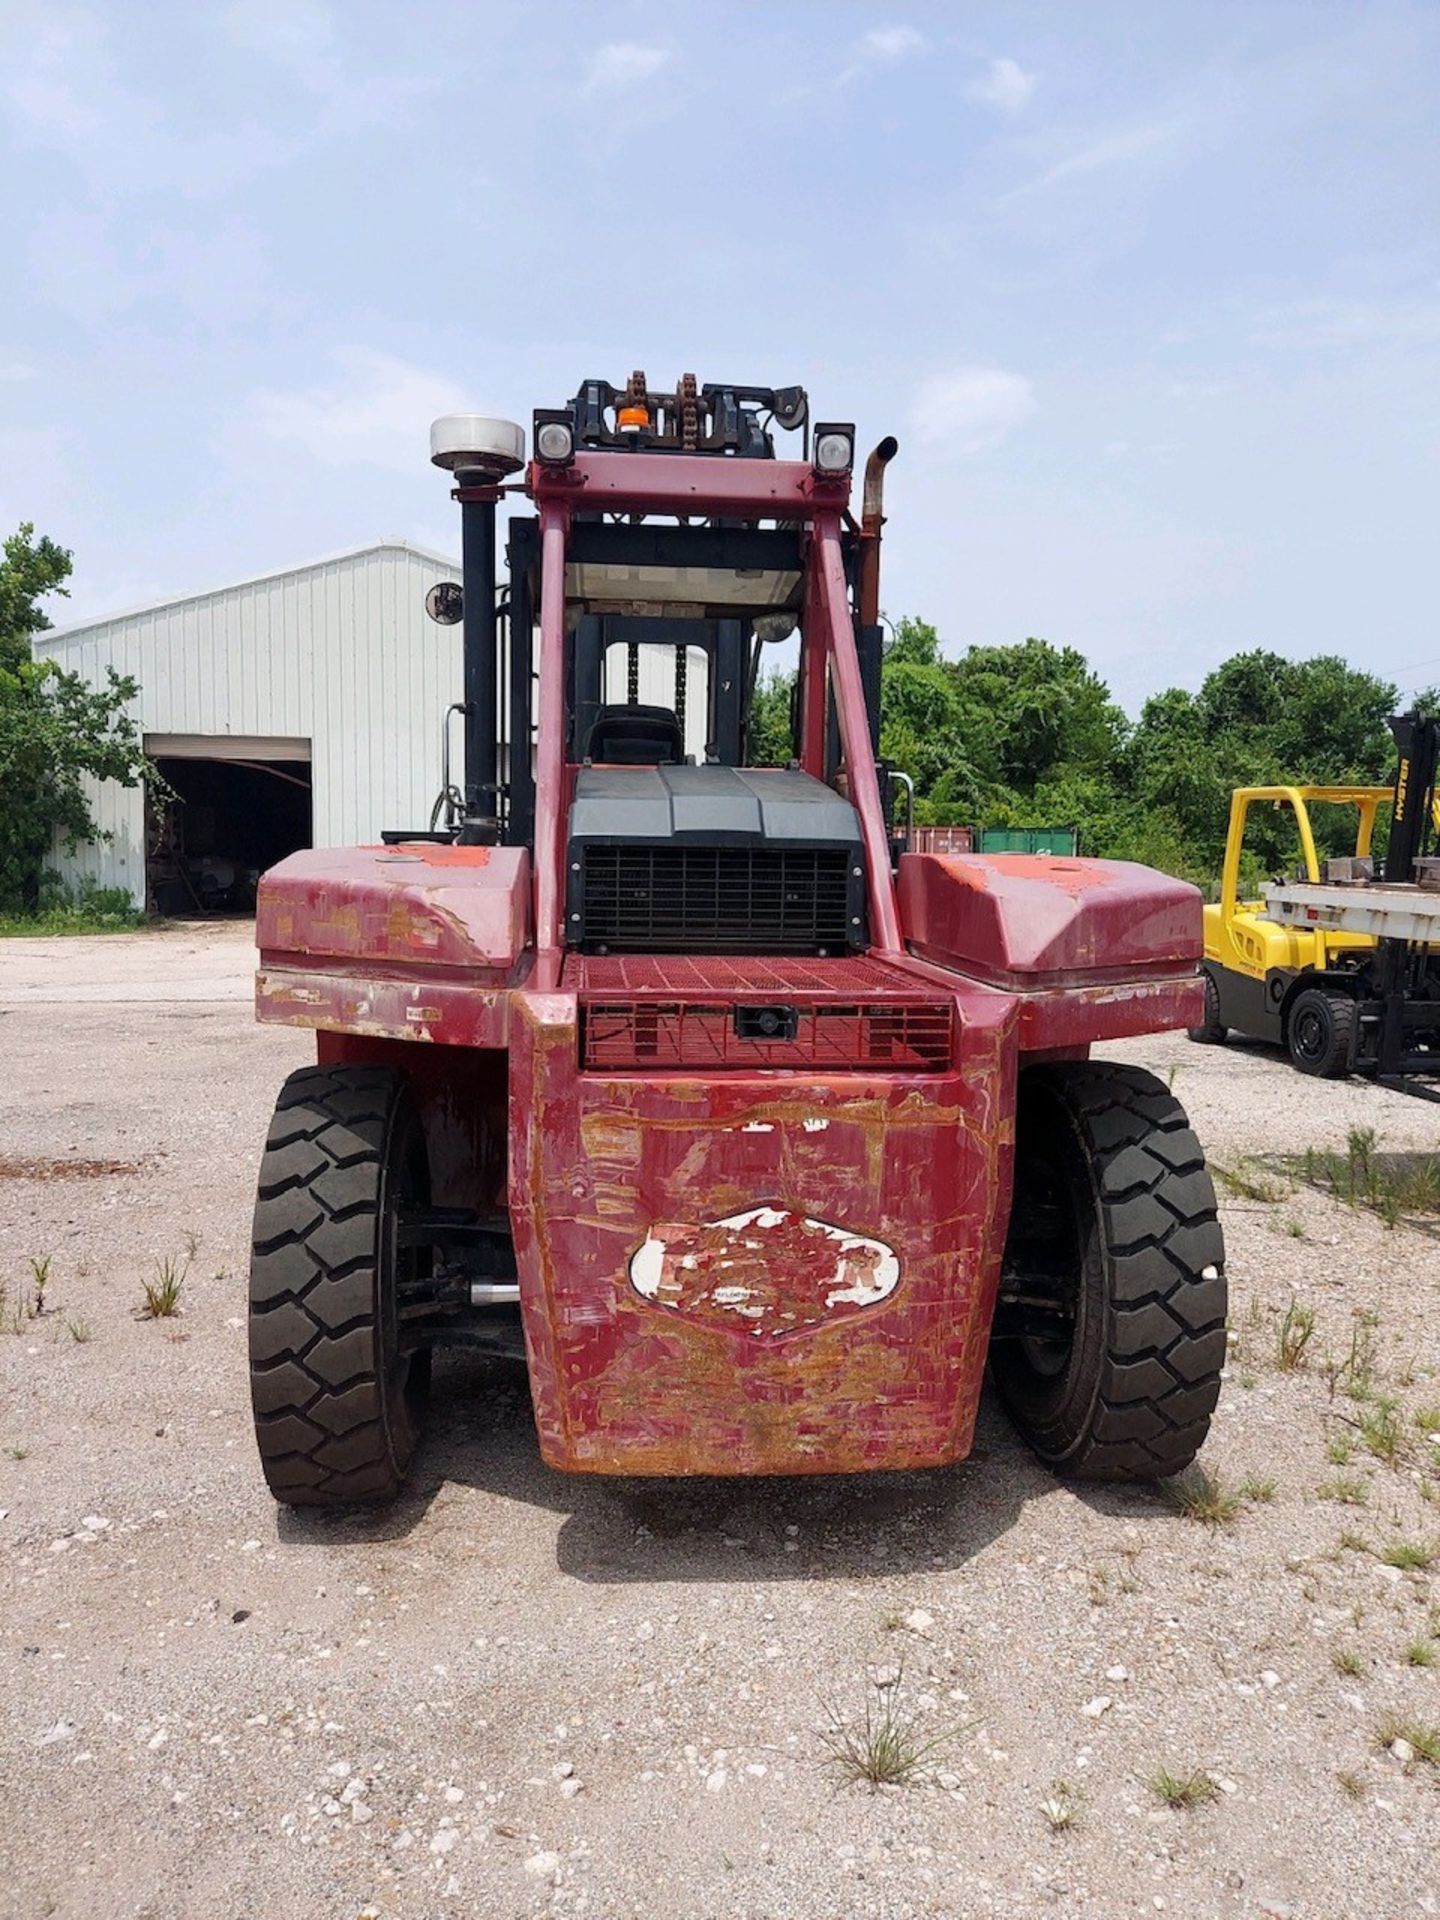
[1406,1640,1435,1669]
[64,1317,93,1344]
[1299,1128,1440,1230]
[1380,1540,1435,1571]
[1360,1399,1405,1468]
[1277,1298,1317,1372]
[1318,1474,1369,1506]
[1213,1159,1290,1204]
[818,1671,967,1790]
[1239,1472,1277,1504]
[28,1254,52,1317]
[1168,1468,1242,1527]
[1040,1780,1081,1832]
[1373,1714,1440,1767]
[1149,1766,1219,1811]
[140,1248,191,1320]
[1331,1648,1364,1677]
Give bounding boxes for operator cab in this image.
[426,371,896,966]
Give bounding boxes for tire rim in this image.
[1293,1005,1327,1062]
[998,1131,1082,1379]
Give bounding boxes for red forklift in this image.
[249,373,1225,1505]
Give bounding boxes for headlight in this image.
[813,423,854,474]
[535,418,575,464]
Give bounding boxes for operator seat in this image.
[585,703,685,765]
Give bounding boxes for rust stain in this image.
[0,1154,153,1181]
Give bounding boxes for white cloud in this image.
[582,43,671,95]
[253,350,470,472]
[1008,119,1182,201]
[968,56,1036,114]
[859,25,924,64]
[909,367,1037,456]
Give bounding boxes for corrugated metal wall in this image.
[34,543,462,906]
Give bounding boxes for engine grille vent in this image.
[571,845,860,954]
[581,1000,954,1071]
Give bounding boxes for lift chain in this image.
[678,372,699,452]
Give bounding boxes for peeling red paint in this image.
[506,985,1017,1476]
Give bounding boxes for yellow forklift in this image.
[1189,715,1440,1091]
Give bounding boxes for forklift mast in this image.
[1384,710,1440,883]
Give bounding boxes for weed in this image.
[1168,1468,1242,1527]
[1318,1475,1369,1506]
[1406,1640,1435,1669]
[1284,1218,1306,1239]
[1214,1159,1290,1204]
[1239,1372,1258,1390]
[1240,1473,1277,1504]
[1416,1407,1440,1437]
[818,1672,966,1790]
[1149,1767,1219,1811]
[1326,1434,1355,1465]
[1086,1566,1110,1607]
[1040,1780,1081,1832]
[140,1249,190,1320]
[28,1254,52,1317]
[1326,1311,1380,1402]
[1373,1714,1440,1767]
[1300,1130,1440,1230]
[1336,1769,1368,1799]
[1360,1399,1405,1468]
[1338,1529,1371,1555]
[1331,1648,1364,1676]
[1278,1298,1317,1373]
[63,1318,93,1344]
[6,1444,30,1461]
[1380,1540,1435,1571]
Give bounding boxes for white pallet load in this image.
[1262,878,1440,946]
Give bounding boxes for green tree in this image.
[949,637,1128,795]
[0,526,154,912]
[1,524,73,673]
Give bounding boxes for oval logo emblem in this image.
[628,1206,899,1338]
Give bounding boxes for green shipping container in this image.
[977,826,1080,856]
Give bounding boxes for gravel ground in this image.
[2,924,1438,1920]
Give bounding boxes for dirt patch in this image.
[0,1154,152,1181]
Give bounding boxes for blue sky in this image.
[2,0,1438,711]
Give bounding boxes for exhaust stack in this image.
[430,414,526,842]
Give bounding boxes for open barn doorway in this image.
[144,734,311,915]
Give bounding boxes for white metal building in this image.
[35,540,463,912]
[37,535,720,913]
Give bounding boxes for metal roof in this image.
[41,538,460,643]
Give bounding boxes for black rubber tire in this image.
[1285,987,1354,1078]
[991,1062,1227,1481]
[1186,972,1228,1046]
[249,1065,431,1507]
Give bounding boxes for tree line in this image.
[751,617,1427,888]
